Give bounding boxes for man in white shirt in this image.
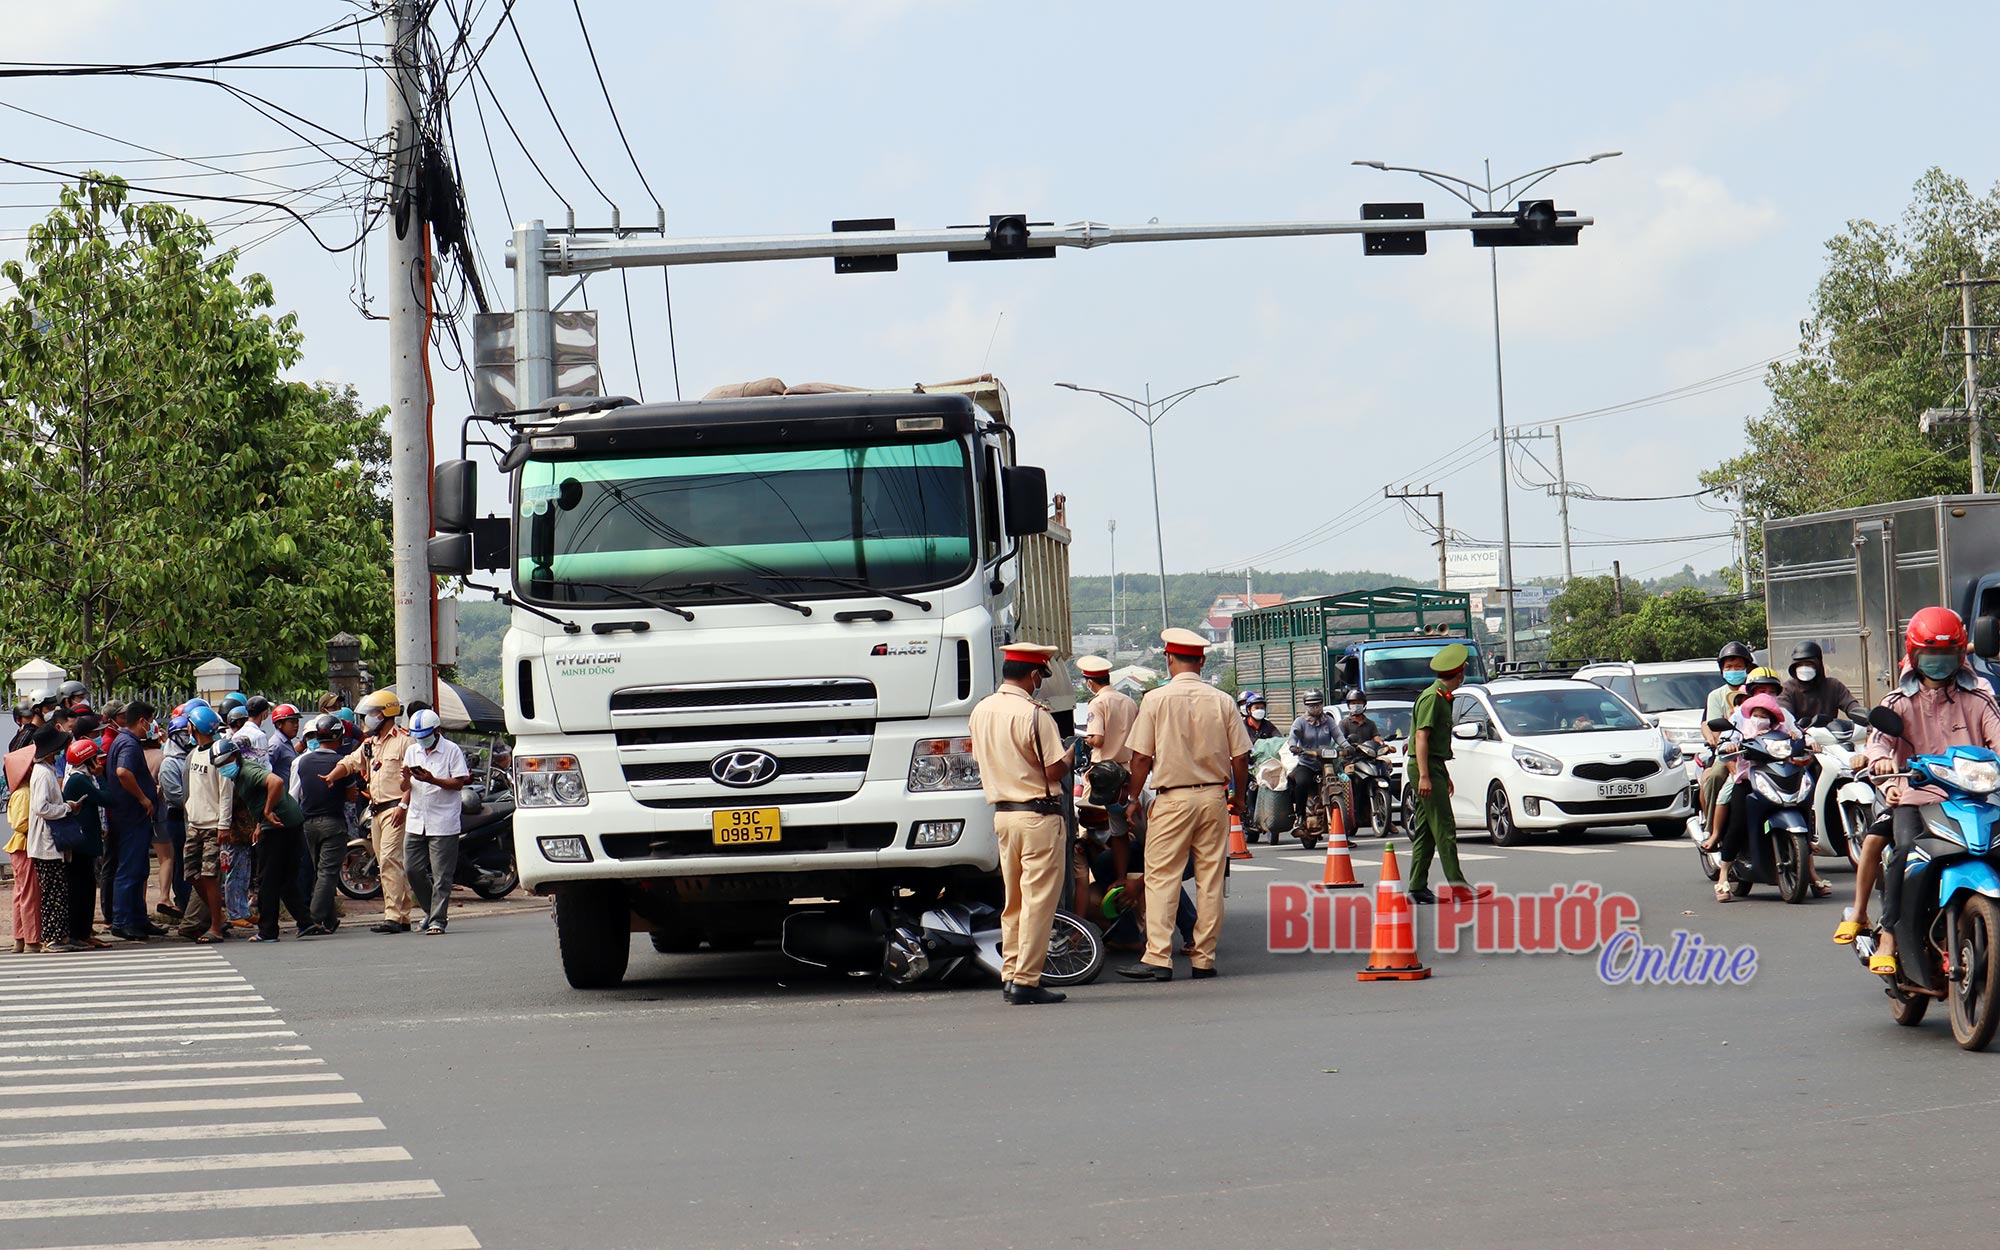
[230,699,273,767]
[400,708,470,935]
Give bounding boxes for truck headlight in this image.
[908,738,981,792]
[518,754,588,807]
[1512,746,1562,776]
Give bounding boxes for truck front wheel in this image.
[554,882,632,989]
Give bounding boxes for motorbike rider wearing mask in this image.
[1285,690,1345,830]
[1701,642,1756,837]
[1239,692,1280,743]
[1838,607,2000,972]
[1780,640,1866,726]
[1338,693,1385,830]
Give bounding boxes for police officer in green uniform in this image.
[1406,643,1490,905]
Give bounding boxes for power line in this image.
[470,58,571,212]
[569,0,661,213]
[0,16,374,77]
[503,3,614,209]
[0,158,374,254]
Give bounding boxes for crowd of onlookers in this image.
[6,682,472,953]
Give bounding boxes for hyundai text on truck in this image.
[428,377,1073,987]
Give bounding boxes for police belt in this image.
[994,798,1064,815]
[369,799,401,815]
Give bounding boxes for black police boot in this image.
[1009,983,1067,1005]
[1116,962,1173,982]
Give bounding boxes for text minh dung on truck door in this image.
[427,376,1072,988]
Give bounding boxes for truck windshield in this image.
[516,438,975,604]
[1361,644,1487,693]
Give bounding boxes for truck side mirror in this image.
[1001,465,1050,537]
[428,532,472,577]
[1976,614,2000,661]
[435,459,477,533]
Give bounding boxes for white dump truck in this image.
[428,376,1073,987]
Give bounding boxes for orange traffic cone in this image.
[1228,813,1254,861]
[1357,843,1430,982]
[1318,809,1362,890]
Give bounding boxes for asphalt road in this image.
[5,829,1997,1250]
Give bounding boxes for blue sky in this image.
[5,1,1995,588]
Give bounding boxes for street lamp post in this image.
[1056,377,1238,632]
[1353,152,1621,663]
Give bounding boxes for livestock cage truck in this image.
[428,377,1073,987]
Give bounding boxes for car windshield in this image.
[515,438,975,605]
[1629,671,1717,714]
[1491,689,1646,736]
[1362,644,1487,693]
[1360,706,1413,740]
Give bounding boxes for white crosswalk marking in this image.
[0,947,477,1247]
[1510,845,1618,855]
[21,1228,480,1250]
[0,1073,345,1097]
[0,1146,412,1182]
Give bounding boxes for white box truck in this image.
[429,377,1072,987]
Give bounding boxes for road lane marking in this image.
[0,1146,411,1182]
[0,1178,440,1221]
[0,1092,361,1121]
[0,1116,386,1150]
[0,1073,344,1097]
[0,955,228,975]
[0,1058,325,1079]
[1228,864,1278,872]
[1509,845,1617,855]
[1,1016,282,1038]
[0,1030,299,1050]
[0,981,251,1002]
[3,997,268,1015]
[0,1006,276,1026]
[0,974,249,992]
[17,1227,479,1250]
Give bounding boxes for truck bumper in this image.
[514,779,999,891]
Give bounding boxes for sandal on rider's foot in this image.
[1714,882,1732,903]
[1810,879,1835,898]
[1833,919,1865,944]
[1868,952,1898,976]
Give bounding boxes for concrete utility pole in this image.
[1385,485,1448,591]
[1553,427,1574,583]
[1961,269,1985,494]
[1107,518,1118,648]
[385,0,434,709]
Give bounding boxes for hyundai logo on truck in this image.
[711,750,781,788]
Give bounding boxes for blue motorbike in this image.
[1854,706,2000,1051]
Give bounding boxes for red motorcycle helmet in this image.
[64,737,102,768]
[1906,606,1968,663]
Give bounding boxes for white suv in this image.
[1444,677,1694,845]
[1575,660,1719,780]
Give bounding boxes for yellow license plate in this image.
[712,808,782,845]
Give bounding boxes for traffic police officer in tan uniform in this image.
[968,643,1074,1005]
[1117,628,1252,981]
[1077,654,1137,766]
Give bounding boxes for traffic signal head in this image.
[1472,200,1582,247]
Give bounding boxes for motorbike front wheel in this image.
[468,865,519,900]
[336,845,383,901]
[1776,832,1812,904]
[1040,911,1106,987]
[1948,894,2000,1051]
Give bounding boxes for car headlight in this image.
[1949,757,2000,794]
[908,737,981,792]
[517,755,588,807]
[1664,726,1704,749]
[1662,739,1683,768]
[1512,746,1562,776]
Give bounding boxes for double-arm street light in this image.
[1353,152,1621,662]
[1056,377,1238,632]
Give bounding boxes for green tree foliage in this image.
[1705,169,1999,521]
[1547,576,1765,663]
[0,178,392,690]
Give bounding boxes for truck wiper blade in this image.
[774,574,932,612]
[568,580,695,621]
[657,580,813,617]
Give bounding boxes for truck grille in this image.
[1571,760,1661,782]
[601,824,898,860]
[609,679,877,805]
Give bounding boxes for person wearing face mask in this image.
[1700,642,1756,843]
[322,690,417,934]
[1239,692,1280,742]
[1284,690,1345,841]
[1778,640,1866,726]
[969,644,1075,1004]
[1705,691,1802,901]
[209,736,311,943]
[1337,693,1386,833]
[178,705,234,944]
[1837,608,2000,972]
